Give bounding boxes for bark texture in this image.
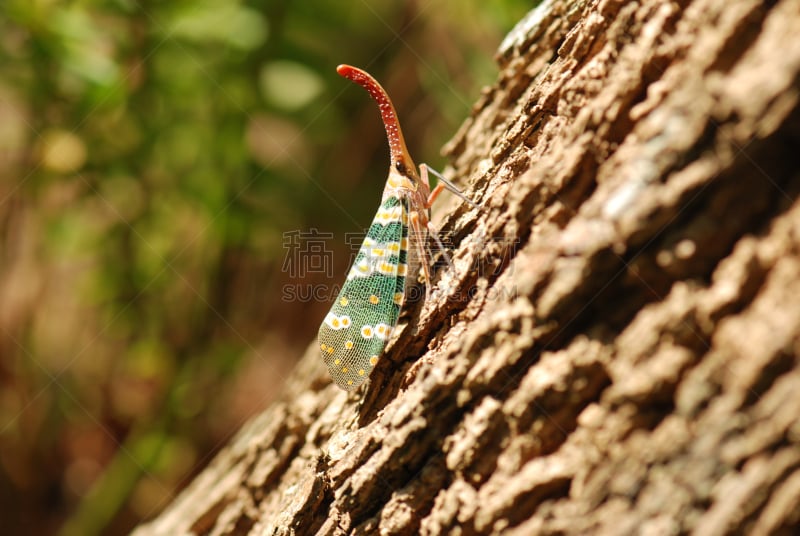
[133,0,800,534]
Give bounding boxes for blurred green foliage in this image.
[0,0,527,534]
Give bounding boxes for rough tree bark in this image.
[133,0,800,534]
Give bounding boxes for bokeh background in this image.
[0,1,527,534]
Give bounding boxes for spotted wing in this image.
[318,195,409,390]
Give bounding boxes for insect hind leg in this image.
[410,212,456,300]
[426,221,453,268]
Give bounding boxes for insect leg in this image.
[427,221,453,267]
[409,210,435,300]
[421,164,482,209]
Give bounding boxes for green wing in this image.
[318,195,409,390]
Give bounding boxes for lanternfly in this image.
[318,65,476,391]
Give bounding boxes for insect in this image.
[318,64,476,391]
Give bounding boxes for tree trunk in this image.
[133,0,800,534]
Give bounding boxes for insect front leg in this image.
[419,163,447,208]
[420,163,482,209]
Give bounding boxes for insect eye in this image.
[395,161,406,174]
